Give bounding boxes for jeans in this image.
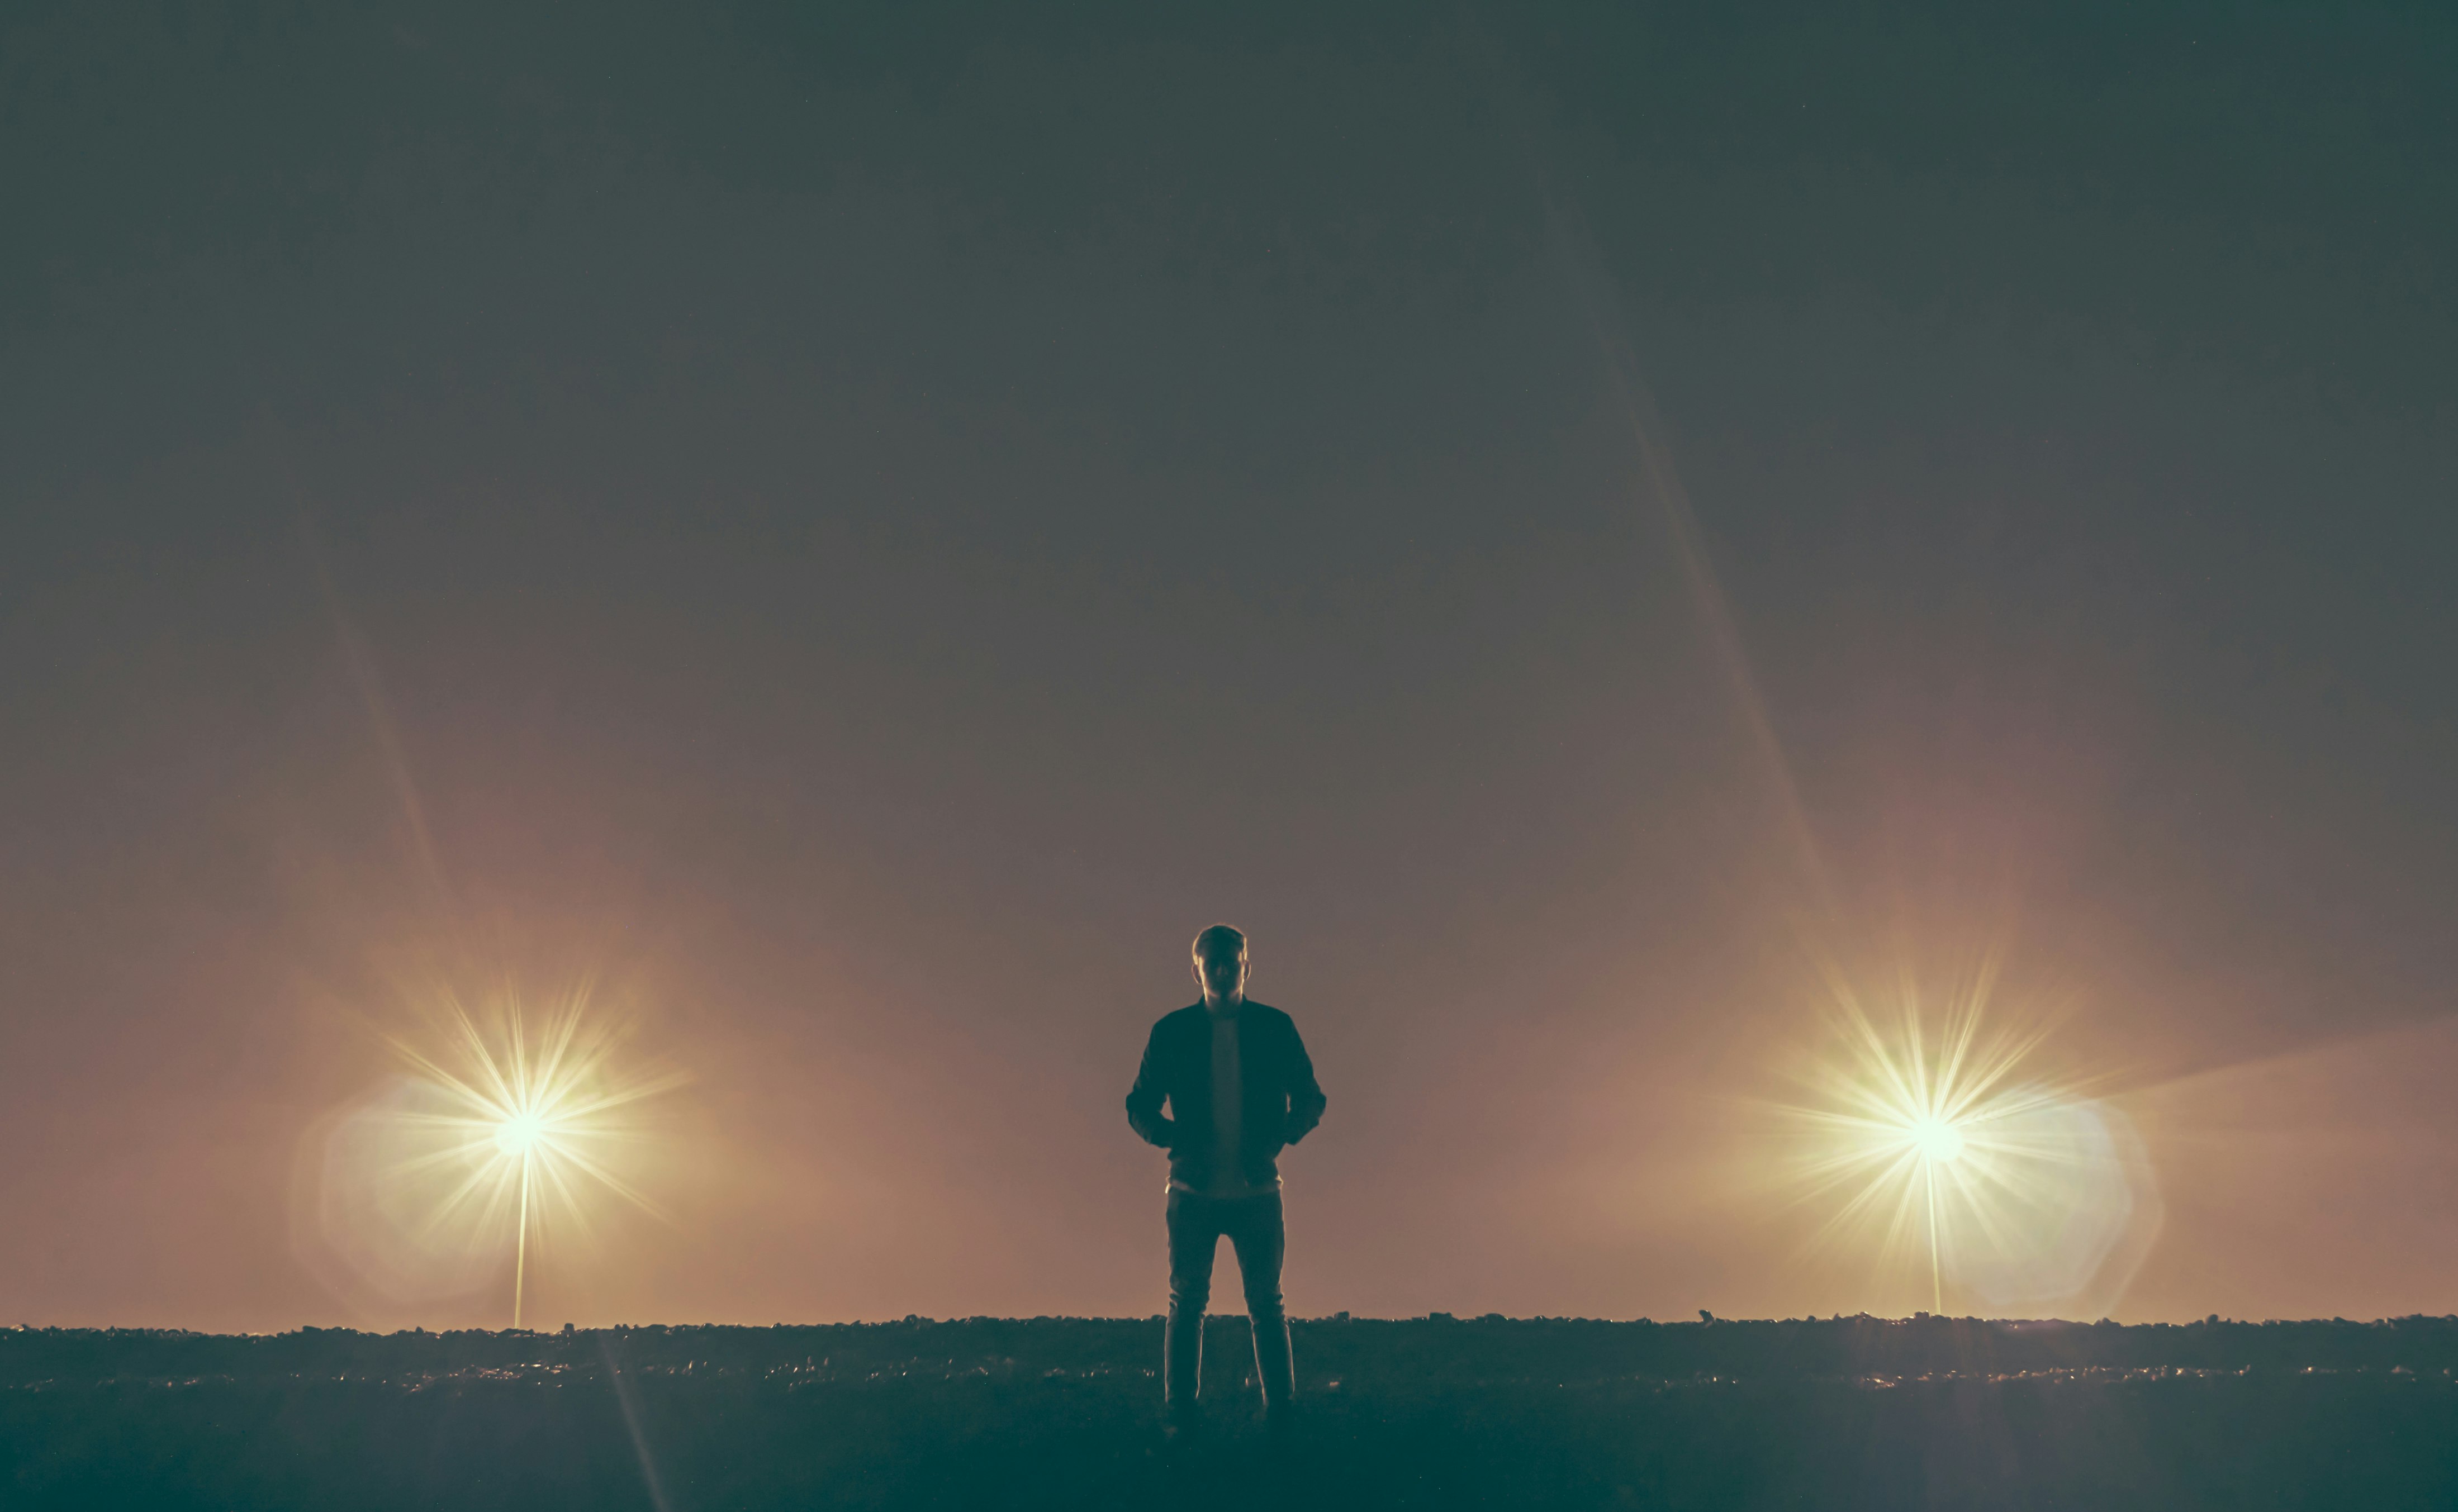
[1164,1188,1293,1415]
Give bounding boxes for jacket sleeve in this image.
[1280,1018,1327,1144]
[1124,1020,1178,1148]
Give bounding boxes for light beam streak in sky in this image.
[1539,193,1838,919]
[259,402,457,915]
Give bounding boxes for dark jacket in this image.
[1125,1000,1327,1193]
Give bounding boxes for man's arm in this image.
[1281,1018,1327,1144]
[1124,1020,1178,1148]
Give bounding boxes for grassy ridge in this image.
[7,1319,2458,1509]
[11,1313,2458,1383]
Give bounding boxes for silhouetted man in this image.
[1125,924,1327,1432]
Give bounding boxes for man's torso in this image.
[1198,1007,1261,1197]
[1155,1001,1296,1197]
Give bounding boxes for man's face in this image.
[1194,947,1248,1004]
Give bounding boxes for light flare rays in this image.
[309,984,687,1327]
[1773,958,2150,1314]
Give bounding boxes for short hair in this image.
[1192,924,1247,961]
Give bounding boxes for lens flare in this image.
[308,985,688,1328]
[1777,956,2152,1314]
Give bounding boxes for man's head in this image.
[1192,924,1248,1009]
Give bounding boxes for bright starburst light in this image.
[1777,957,2151,1314]
[373,988,687,1328]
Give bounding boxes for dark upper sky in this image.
[4,2,2455,1329]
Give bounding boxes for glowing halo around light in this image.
[309,985,687,1329]
[1774,957,2154,1315]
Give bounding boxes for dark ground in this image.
[8,1316,2457,1510]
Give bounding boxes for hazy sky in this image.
[5,3,2455,1330]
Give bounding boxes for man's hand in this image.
[1283,1026,1327,1144]
[1125,1020,1179,1149]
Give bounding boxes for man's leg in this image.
[1164,1192,1221,1420]
[1226,1192,1293,1413]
